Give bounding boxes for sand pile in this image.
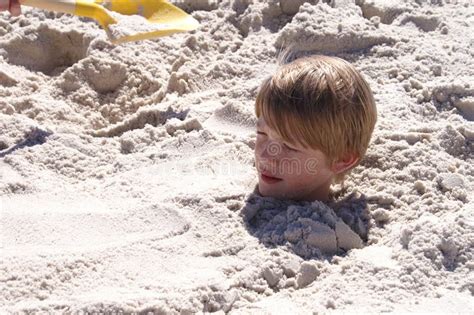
[1,0,473,313]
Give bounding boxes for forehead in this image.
[256,116,324,157]
[256,117,276,134]
[257,117,282,141]
[256,116,300,144]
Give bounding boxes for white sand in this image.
[0,0,473,313]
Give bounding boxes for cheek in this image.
[276,156,302,178]
[281,156,320,180]
[284,170,315,184]
[301,156,321,177]
[254,138,275,159]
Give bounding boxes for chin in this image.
[257,182,290,200]
[257,182,274,197]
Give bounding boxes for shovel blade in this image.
[102,0,199,30]
[101,0,199,43]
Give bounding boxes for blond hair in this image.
[255,55,377,184]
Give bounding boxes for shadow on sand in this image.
[0,127,52,158]
[241,185,371,260]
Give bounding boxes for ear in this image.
[331,152,359,175]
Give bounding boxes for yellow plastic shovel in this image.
[19,0,199,43]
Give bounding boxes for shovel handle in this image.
[20,0,76,14]
[19,0,116,28]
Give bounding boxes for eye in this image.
[284,143,298,152]
[257,131,267,136]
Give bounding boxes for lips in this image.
[259,171,283,184]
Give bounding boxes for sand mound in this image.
[1,0,473,314]
[356,0,409,24]
[275,2,397,53]
[0,23,92,75]
[172,0,220,12]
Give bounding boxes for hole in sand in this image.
[0,24,91,75]
[242,191,369,259]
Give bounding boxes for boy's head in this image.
[254,55,377,202]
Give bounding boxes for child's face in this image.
[255,117,334,201]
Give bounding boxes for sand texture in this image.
[1,0,473,314]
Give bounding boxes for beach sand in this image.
[0,0,473,313]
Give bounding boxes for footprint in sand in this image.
[203,100,256,137]
[0,194,190,256]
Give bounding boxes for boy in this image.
[254,55,377,202]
